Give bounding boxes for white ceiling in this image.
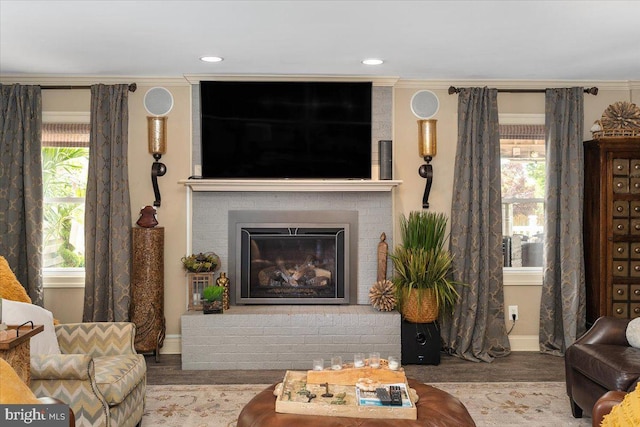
[1,0,639,81]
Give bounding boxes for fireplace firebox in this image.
[229,210,358,305]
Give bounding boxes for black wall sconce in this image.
[418,119,437,209]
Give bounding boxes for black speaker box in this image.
[401,320,441,365]
[378,140,392,180]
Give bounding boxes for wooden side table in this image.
[0,324,43,385]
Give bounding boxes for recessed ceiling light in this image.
[362,58,383,65]
[200,56,224,63]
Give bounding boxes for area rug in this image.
[143,382,592,426]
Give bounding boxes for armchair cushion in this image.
[2,299,60,355]
[94,354,146,406]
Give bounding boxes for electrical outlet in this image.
[508,305,519,321]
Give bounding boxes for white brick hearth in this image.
[181,305,400,370]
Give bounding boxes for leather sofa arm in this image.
[31,354,93,381]
[574,316,630,346]
[592,390,626,427]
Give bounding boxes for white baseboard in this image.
[160,334,540,355]
[508,334,539,351]
[159,334,181,354]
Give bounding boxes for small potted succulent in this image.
[202,285,224,314]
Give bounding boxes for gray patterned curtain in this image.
[441,87,511,362]
[539,88,586,355]
[83,84,132,322]
[0,84,43,305]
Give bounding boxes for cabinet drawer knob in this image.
[636,247,640,254]
[617,289,624,295]
[618,165,624,170]
[617,206,624,212]
[617,265,625,271]
[635,265,640,272]
[618,224,625,230]
[617,182,624,188]
[635,206,640,212]
[618,247,625,253]
[636,225,640,230]
[635,289,640,296]
[617,307,624,314]
[635,307,640,314]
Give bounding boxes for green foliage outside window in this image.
[42,147,89,268]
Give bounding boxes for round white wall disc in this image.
[144,87,174,116]
[410,90,440,119]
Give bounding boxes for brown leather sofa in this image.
[565,316,640,418]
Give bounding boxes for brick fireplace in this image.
[180,186,402,369]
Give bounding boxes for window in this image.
[500,117,545,269]
[41,117,90,284]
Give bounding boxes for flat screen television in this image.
[199,81,372,179]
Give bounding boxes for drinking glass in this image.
[388,355,400,370]
[331,356,343,370]
[369,352,380,368]
[354,353,365,368]
[312,358,324,371]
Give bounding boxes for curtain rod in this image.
[447,85,598,95]
[40,83,137,92]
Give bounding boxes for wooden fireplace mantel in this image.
[179,179,402,193]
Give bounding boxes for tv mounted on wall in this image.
[199,81,372,179]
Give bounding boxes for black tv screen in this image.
[199,81,372,179]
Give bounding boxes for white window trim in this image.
[42,111,90,289]
[500,113,545,287]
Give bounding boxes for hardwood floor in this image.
[145,352,566,385]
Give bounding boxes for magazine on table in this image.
[356,383,413,407]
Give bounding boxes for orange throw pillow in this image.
[0,255,32,303]
[0,359,40,404]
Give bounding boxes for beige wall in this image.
[14,78,640,352]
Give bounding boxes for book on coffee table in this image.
[356,383,413,408]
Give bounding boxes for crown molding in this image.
[183,74,399,87]
[0,75,191,87]
[395,79,637,92]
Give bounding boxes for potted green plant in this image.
[391,211,461,323]
[201,285,225,314]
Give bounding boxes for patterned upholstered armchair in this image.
[30,322,147,427]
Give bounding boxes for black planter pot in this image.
[202,299,224,314]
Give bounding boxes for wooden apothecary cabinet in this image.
[584,138,640,324]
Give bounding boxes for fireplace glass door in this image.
[239,227,346,303]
